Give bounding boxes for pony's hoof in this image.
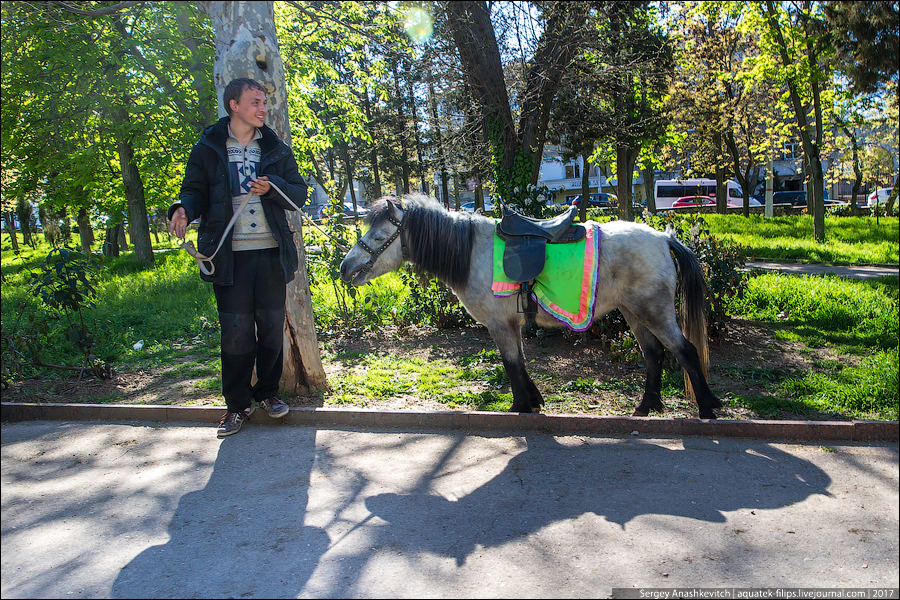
[631,409,649,417]
[699,410,717,420]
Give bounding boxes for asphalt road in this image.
[2,420,898,598]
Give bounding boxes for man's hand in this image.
[249,175,271,197]
[169,206,188,239]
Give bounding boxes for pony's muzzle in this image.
[339,255,364,285]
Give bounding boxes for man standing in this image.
[169,78,308,437]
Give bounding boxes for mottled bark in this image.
[200,0,326,395]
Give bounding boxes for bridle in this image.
[354,199,408,275]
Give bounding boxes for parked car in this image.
[570,192,617,208]
[460,200,494,212]
[868,188,892,207]
[772,190,807,206]
[671,195,715,208]
[317,202,369,219]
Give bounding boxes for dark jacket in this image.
[168,116,308,285]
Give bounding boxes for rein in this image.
[177,180,349,276]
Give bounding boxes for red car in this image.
[671,195,715,208]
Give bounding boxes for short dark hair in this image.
[223,78,266,116]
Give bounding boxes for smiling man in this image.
[168,78,309,438]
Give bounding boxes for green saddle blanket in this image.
[491,223,601,332]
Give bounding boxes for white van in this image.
[654,178,743,209]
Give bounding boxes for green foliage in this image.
[503,184,556,219]
[1,246,220,383]
[2,248,109,380]
[395,268,475,329]
[1,3,212,225]
[305,213,387,336]
[486,114,537,207]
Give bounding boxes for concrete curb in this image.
[2,402,897,442]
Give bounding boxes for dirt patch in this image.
[3,317,853,421]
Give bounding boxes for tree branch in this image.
[50,1,143,17]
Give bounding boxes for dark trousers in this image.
[213,248,285,412]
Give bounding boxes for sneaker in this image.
[259,396,289,419]
[217,406,255,438]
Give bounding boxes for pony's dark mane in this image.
[366,194,475,290]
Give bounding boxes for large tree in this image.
[444,1,590,204]
[2,2,215,261]
[745,1,835,242]
[667,1,774,216]
[823,1,899,96]
[589,1,674,220]
[199,0,325,396]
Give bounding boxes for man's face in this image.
[230,85,267,128]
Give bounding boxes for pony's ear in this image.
[389,199,404,220]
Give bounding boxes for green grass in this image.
[702,214,899,265]
[2,237,220,377]
[732,273,898,350]
[728,272,899,420]
[324,349,512,410]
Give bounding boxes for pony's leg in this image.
[622,307,721,419]
[654,323,721,419]
[488,320,543,413]
[619,313,666,417]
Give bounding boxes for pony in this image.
[338,194,722,419]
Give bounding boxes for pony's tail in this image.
[666,233,709,405]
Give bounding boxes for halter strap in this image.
[355,199,407,275]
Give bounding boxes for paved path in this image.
[2,420,898,598]
[745,261,899,280]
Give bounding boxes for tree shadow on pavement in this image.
[108,432,834,597]
[110,426,330,599]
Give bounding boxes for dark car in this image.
[316,202,369,219]
[772,190,807,206]
[570,192,617,208]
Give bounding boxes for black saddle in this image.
[496,204,586,283]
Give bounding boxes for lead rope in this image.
[177,181,349,276]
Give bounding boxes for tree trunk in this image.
[764,0,826,242]
[200,0,325,396]
[886,176,899,216]
[428,78,450,208]
[641,159,656,213]
[3,212,19,252]
[113,105,154,265]
[580,150,591,221]
[714,132,727,214]
[445,2,582,201]
[104,225,121,257]
[406,73,427,194]
[363,86,382,198]
[391,61,411,194]
[76,207,93,254]
[843,126,862,217]
[616,145,637,221]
